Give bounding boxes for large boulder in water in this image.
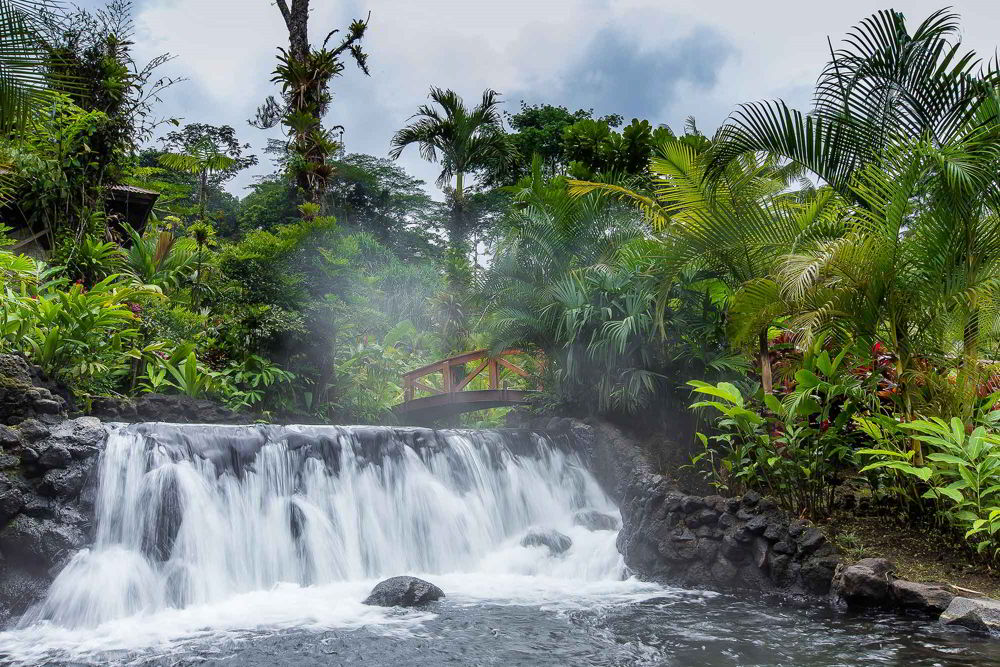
[940,596,1000,634]
[573,509,619,531]
[520,529,572,554]
[363,576,445,607]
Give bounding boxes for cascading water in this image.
[6,423,1000,666]
[1,423,654,662]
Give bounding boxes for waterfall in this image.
[22,423,627,631]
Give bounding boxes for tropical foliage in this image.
[9,0,1000,562]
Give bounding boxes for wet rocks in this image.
[0,354,69,426]
[940,597,1000,634]
[615,474,840,595]
[363,576,445,607]
[573,509,619,531]
[830,558,895,606]
[891,580,955,615]
[0,410,106,627]
[830,559,958,617]
[521,529,573,554]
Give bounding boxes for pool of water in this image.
[2,575,998,666]
[3,424,998,666]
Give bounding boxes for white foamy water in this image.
[0,424,666,664]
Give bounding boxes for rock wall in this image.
[538,417,839,596]
[0,417,105,627]
[0,355,69,426]
[0,354,106,626]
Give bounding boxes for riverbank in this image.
[826,513,1000,600]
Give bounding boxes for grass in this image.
[824,512,1000,599]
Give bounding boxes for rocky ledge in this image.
[618,479,840,595]
[537,415,1000,630]
[0,417,106,627]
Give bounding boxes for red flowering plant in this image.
[686,337,866,519]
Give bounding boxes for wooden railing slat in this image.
[400,349,541,406]
[455,359,488,392]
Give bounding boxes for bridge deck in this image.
[393,349,542,424]
[393,389,539,423]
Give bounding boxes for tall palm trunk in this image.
[759,329,773,394]
[199,169,208,221]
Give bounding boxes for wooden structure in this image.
[394,349,541,424]
[3,177,159,257]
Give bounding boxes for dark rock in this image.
[797,528,827,556]
[33,399,62,415]
[831,558,895,607]
[17,419,49,442]
[762,518,788,542]
[695,538,719,562]
[744,514,768,536]
[940,597,1000,634]
[363,576,444,607]
[787,520,808,539]
[37,444,72,470]
[38,467,86,499]
[0,425,20,447]
[711,556,739,583]
[720,535,746,561]
[0,354,33,386]
[891,580,955,615]
[685,508,718,528]
[0,564,50,628]
[132,394,253,425]
[48,418,105,459]
[572,509,619,531]
[741,491,761,508]
[681,495,706,512]
[758,498,778,513]
[20,494,55,519]
[0,476,25,525]
[521,529,573,554]
[772,540,795,555]
[800,556,840,596]
[0,514,86,566]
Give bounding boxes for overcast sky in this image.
[78,0,1000,198]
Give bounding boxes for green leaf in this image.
[795,369,821,389]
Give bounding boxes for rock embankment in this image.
[0,354,107,627]
[0,417,105,627]
[537,415,1000,631]
[618,482,840,595]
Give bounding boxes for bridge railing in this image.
[401,349,541,402]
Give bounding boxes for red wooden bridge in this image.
[393,349,542,424]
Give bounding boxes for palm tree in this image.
[571,138,832,394]
[390,87,517,259]
[158,140,238,222]
[707,9,1000,203]
[482,156,668,412]
[0,0,56,132]
[778,142,1000,448]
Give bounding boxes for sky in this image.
[77,0,1000,199]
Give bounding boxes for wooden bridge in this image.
[393,349,542,424]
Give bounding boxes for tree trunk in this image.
[199,169,208,221]
[276,0,310,60]
[759,328,773,395]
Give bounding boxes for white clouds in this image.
[104,0,1000,197]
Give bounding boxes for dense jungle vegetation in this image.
[5,2,1000,565]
